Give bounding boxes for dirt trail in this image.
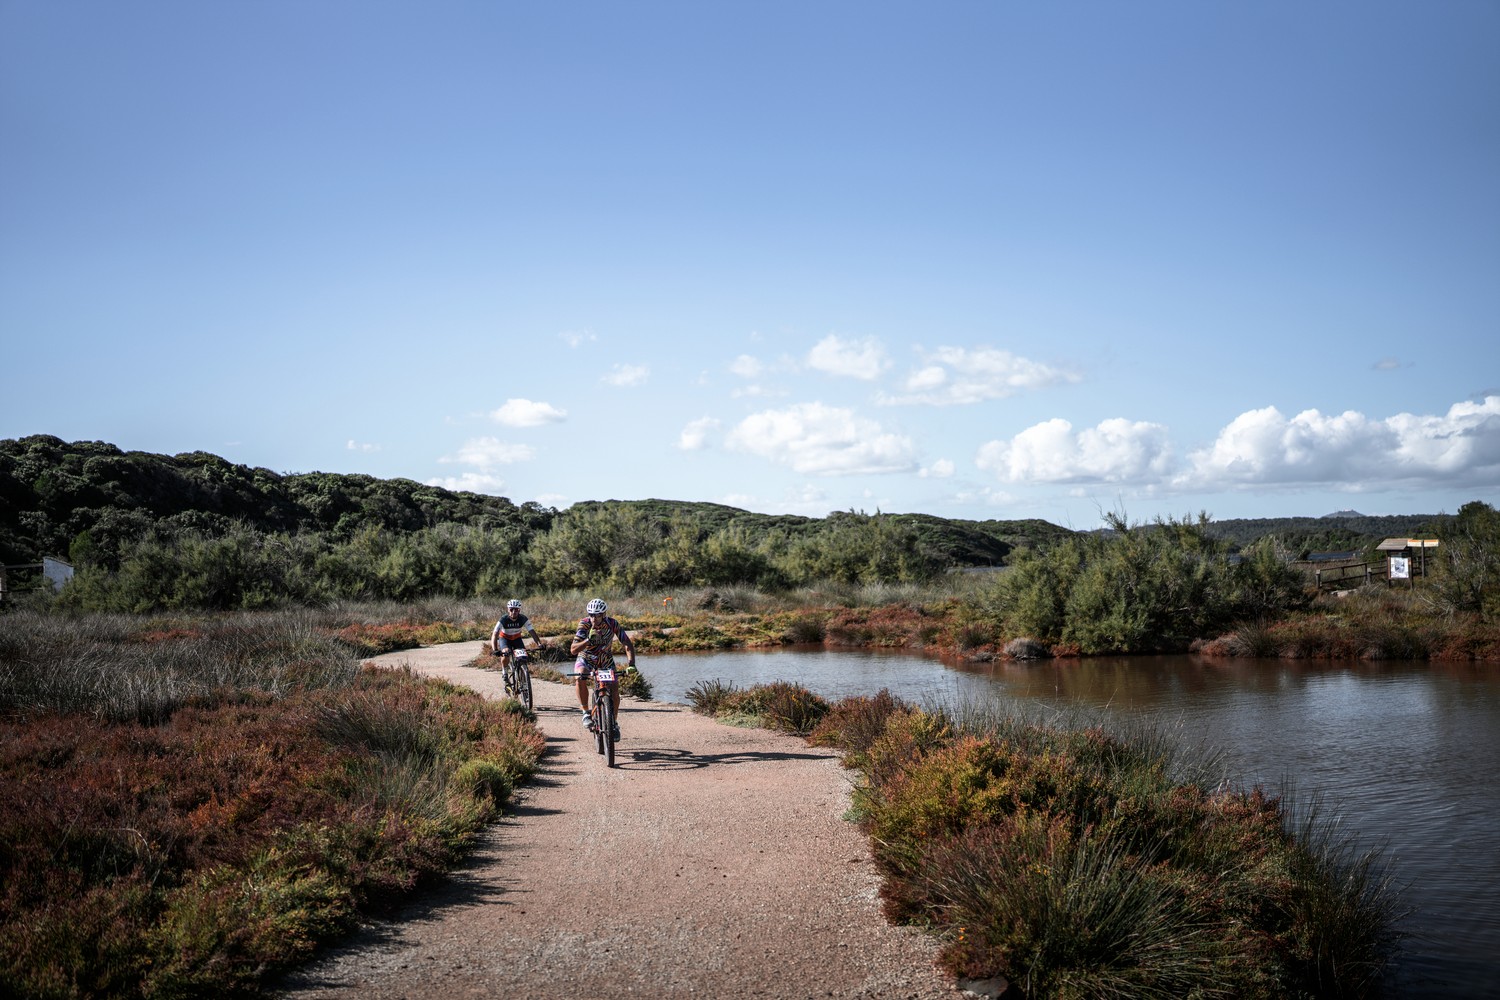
[274,642,967,1000]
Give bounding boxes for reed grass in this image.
[796,684,1401,997]
[685,678,831,734]
[0,609,359,722]
[0,613,546,999]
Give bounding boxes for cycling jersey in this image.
[492,613,538,652]
[573,615,627,670]
[494,613,533,639]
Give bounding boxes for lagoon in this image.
[639,647,1500,999]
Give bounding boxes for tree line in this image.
[2,436,1067,610]
[7,435,1488,626]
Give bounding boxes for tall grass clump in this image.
[0,609,359,723]
[0,616,546,1000]
[686,679,831,734]
[825,697,1403,998]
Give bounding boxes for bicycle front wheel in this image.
[516,663,533,711]
[592,695,606,755]
[599,697,615,768]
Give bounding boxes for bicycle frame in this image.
[579,665,619,767]
[497,646,534,711]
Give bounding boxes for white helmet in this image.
[507,599,522,610]
[586,598,607,615]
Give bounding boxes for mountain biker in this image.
[569,598,636,741]
[491,600,545,677]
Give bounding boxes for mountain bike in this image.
[580,663,621,767]
[497,646,535,712]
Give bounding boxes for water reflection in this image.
[639,647,1500,998]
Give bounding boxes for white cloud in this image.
[773,484,833,516]
[971,396,1500,494]
[725,402,918,476]
[920,459,955,479]
[806,334,890,380]
[490,398,567,427]
[1181,396,1500,489]
[953,485,1017,507]
[977,417,1175,484]
[559,329,596,348]
[731,354,764,378]
[678,417,720,451]
[882,346,1078,405]
[731,384,786,399]
[440,437,536,468]
[346,439,381,453]
[425,472,506,494]
[602,363,649,387]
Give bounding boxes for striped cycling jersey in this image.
[493,613,533,639]
[574,616,625,667]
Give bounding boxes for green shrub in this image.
[686,680,830,735]
[685,677,738,716]
[976,513,1313,654]
[808,689,913,767]
[826,703,1403,998]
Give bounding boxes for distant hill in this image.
[1201,513,1442,556]
[0,434,555,565]
[542,500,1073,567]
[0,436,1076,570]
[0,433,1454,571]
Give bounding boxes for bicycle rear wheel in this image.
[599,697,615,767]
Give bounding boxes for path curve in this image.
[274,642,966,1000]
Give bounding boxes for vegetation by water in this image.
[2,570,1482,996]
[0,610,545,999]
[1,437,1494,994]
[688,682,1405,998]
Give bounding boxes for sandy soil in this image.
[272,642,973,1000]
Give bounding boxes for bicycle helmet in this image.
[586,598,607,615]
[507,599,522,610]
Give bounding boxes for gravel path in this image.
[273,642,967,1000]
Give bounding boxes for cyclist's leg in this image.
[499,643,515,693]
[575,662,593,728]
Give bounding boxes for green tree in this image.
[1431,501,1500,621]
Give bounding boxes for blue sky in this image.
[3,1,1497,528]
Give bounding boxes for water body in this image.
[640,647,1500,998]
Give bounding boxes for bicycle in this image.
[578,662,629,767]
[495,644,535,711]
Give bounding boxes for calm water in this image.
[639,647,1500,998]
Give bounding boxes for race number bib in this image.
[596,669,616,682]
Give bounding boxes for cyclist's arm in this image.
[617,626,637,667]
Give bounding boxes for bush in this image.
[828,704,1404,998]
[0,629,546,999]
[977,513,1312,655]
[808,689,914,766]
[686,680,830,735]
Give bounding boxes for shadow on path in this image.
[613,745,836,771]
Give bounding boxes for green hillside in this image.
[2,434,1461,612]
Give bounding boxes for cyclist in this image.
[569,598,636,741]
[491,600,545,690]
